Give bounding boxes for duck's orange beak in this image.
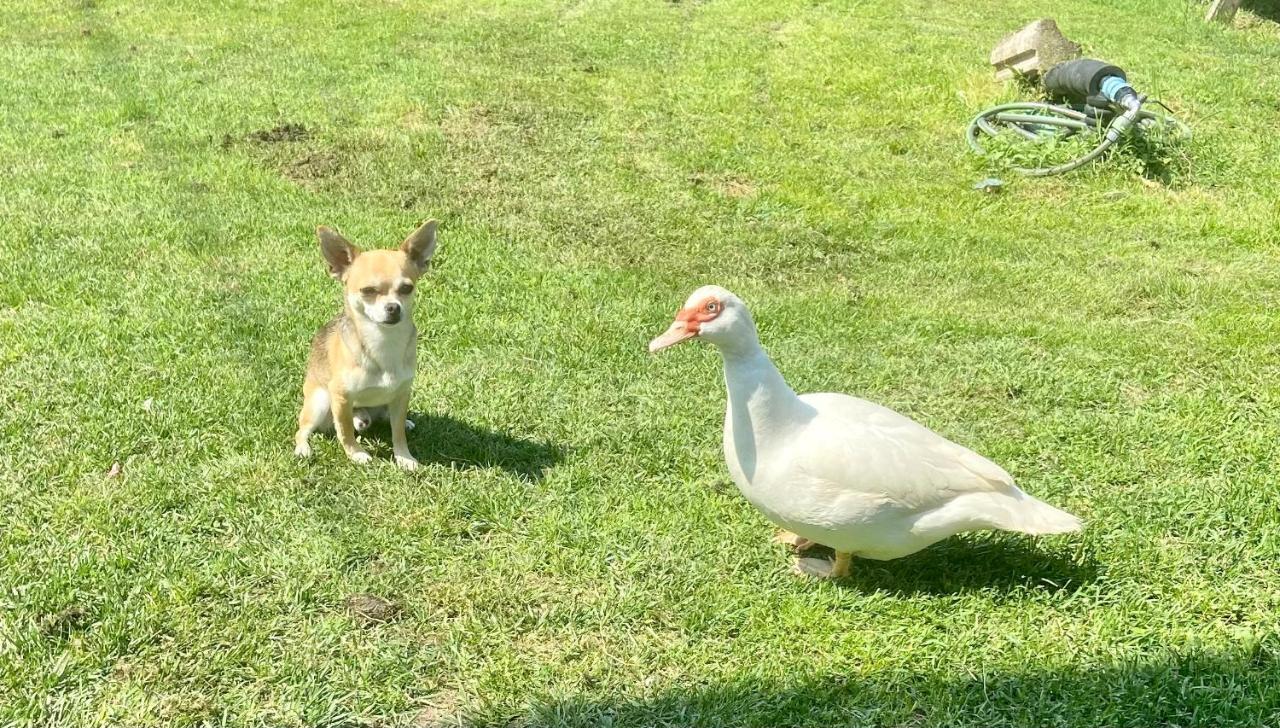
[649,313,697,353]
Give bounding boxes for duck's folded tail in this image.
[1002,490,1083,535]
[910,490,1082,538]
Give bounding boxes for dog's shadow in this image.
[398,413,563,481]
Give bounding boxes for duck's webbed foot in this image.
[791,551,852,579]
[773,530,818,553]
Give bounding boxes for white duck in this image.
[649,285,1082,578]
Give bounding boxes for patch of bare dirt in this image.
[282,151,341,183]
[345,593,400,624]
[399,109,430,131]
[409,690,463,727]
[688,171,757,198]
[720,178,757,197]
[440,106,493,140]
[40,605,89,637]
[246,123,310,143]
[221,123,311,149]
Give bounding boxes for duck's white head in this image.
[649,285,757,353]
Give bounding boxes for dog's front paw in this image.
[348,450,373,465]
[404,418,416,431]
[294,442,313,458]
[394,454,420,471]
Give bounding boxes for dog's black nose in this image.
[383,301,402,323]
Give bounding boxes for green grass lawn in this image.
[3,0,1280,725]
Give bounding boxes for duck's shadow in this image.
[808,535,1099,597]
[386,413,563,481]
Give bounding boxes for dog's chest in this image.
[345,360,412,406]
[340,324,416,406]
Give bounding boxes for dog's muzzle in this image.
[383,301,402,324]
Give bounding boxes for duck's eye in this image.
[706,301,719,313]
[360,287,378,296]
[398,283,415,295]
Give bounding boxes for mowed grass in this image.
[2,0,1280,725]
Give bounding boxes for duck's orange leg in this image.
[773,530,818,553]
[792,551,853,579]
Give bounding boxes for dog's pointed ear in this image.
[401,219,438,270]
[317,226,359,280]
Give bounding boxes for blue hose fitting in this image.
[1101,75,1139,109]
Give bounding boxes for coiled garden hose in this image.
[966,58,1189,177]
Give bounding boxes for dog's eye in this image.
[706,301,719,313]
[360,287,377,296]
[398,283,415,295]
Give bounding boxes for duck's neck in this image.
[719,337,810,439]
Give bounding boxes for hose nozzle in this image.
[1100,75,1140,110]
[1105,94,1146,142]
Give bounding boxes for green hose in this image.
[966,100,1188,177]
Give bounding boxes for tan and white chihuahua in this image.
[294,219,438,469]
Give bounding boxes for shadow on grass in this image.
[521,647,1280,727]
[404,413,563,481]
[829,535,1099,597]
[1245,0,1280,22]
[1120,127,1191,186]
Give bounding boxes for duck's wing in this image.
[792,392,1018,514]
